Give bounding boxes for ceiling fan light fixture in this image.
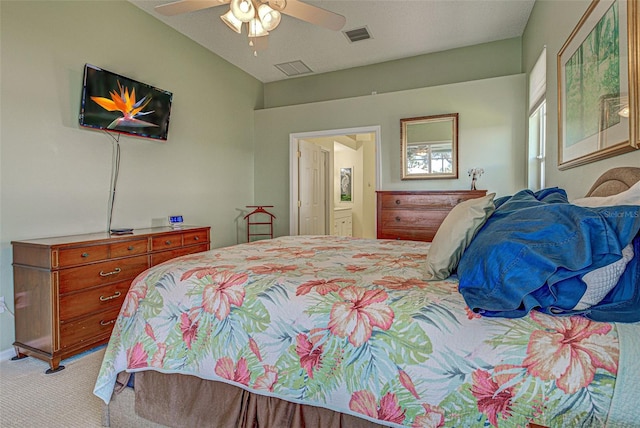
[248,17,269,38]
[183,0,344,55]
[221,10,243,34]
[258,4,281,31]
[230,0,254,22]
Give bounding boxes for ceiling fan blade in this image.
[155,0,230,16]
[274,0,346,31]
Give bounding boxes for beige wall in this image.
[254,74,527,238]
[0,1,263,352]
[334,143,362,235]
[361,139,377,239]
[522,0,640,198]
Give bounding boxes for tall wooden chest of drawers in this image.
[377,190,487,242]
[11,226,210,372]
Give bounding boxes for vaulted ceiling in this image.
[130,1,536,83]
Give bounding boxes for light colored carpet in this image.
[0,348,105,427]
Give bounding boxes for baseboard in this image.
[0,346,17,362]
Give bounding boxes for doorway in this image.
[289,126,381,238]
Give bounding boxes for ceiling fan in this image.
[155,0,346,54]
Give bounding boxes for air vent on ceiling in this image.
[275,60,313,77]
[344,26,372,43]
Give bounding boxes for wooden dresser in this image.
[11,226,210,372]
[377,190,487,242]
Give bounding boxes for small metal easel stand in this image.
[244,206,276,242]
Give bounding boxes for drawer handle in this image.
[99,291,122,302]
[194,236,200,241]
[100,319,116,326]
[395,199,401,205]
[99,267,121,277]
[127,246,134,251]
[165,240,172,245]
[81,252,89,258]
[395,216,401,222]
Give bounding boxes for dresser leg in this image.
[45,357,65,374]
[10,347,27,361]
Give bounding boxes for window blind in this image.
[529,47,547,113]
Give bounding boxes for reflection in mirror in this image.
[401,113,458,180]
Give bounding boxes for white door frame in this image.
[290,125,381,235]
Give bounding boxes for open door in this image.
[290,126,381,237]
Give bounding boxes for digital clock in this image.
[169,215,184,228]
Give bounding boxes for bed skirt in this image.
[103,371,385,428]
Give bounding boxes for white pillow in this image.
[571,180,640,207]
[424,193,495,280]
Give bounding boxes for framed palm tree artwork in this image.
[557,0,639,169]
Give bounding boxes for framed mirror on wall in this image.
[401,113,458,180]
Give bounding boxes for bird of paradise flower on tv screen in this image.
[90,81,158,130]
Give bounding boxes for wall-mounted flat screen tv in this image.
[79,64,173,141]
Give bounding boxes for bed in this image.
[94,167,640,428]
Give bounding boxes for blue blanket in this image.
[458,188,640,321]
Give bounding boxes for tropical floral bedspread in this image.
[94,235,639,427]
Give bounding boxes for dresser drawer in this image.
[379,208,448,229]
[58,245,109,267]
[380,193,466,209]
[377,227,440,242]
[183,230,209,246]
[59,281,130,321]
[58,255,149,294]
[111,238,148,258]
[59,306,120,349]
[183,243,210,256]
[151,234,183,251]
[151,243,209,266]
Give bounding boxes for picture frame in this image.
[340,167,352,202]
[557,0,639,170]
